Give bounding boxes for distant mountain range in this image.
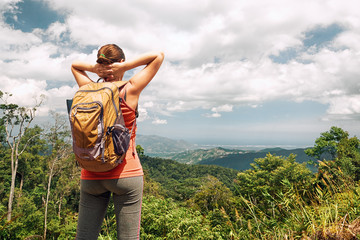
[136,134,196,157]
[166,147,247,164]
[199,147,316,171]
[136,135,316,171]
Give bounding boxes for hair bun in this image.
[97,54,113,64]
[97,44,125,64]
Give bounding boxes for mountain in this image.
[167,147,247,164]
[136,135,196,157]
[199,148,317,172]
[140,155,239,200]
[136,135,316,172]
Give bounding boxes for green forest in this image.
[2,91,360,239]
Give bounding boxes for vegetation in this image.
[199,147,317,172]
[2,92,360,239]
[165,147,245,164]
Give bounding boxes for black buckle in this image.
[106,126,114,135]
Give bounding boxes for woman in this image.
[71,44,164,240]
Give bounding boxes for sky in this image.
[1,0,360,147]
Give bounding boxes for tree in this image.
[188,175,234,213]
[306,126,360,181]
[136,145,145,158]
[0,90,44,221]
[337,136,360,160]
[141,196,222,239]
[235,153,314,206]
[16,126,46,198]
[42,112,73,239]
[305,126,350,161]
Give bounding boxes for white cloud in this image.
[0,23,42,52]
[327,95,360,115]
[137,107,149,122]
[45,21,68,42]
[152,118,167,125]
[204,112,221,118]
[46,85,77,107]
[204,104,233,118]
[1,0,360,124]
[0,0,20,17]
[0,76,47,112]
[211,104,233,113]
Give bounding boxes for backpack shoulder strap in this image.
[117,82,139,118]
[118,81,128,100]
[112,80,128,89]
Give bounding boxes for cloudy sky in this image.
[1,0,360,147]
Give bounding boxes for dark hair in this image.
[97,44,125,64]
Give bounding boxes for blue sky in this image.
[1,0,360,147]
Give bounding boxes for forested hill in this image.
[167,147,246,164]
[163,146,316,171]
[136,135,315,171]
[140,155,239,201]
[198,147,316,171]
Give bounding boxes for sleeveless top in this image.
[80,84,143,180]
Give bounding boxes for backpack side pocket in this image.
[110,124,131,158]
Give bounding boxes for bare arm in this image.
[71,51,164,109]
[111,51,165,96]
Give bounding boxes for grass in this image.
[237,171,360,239]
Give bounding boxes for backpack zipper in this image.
[77,87,119,116]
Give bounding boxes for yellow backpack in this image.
[69,81,132,172]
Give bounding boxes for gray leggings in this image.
[76,176,143,240]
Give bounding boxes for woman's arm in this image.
[71,61,113,87]
[111,51,165,96]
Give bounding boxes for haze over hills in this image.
[136,134,197,157]
[167,147,247,164]
[136,135,316,171]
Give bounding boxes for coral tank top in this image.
[81,84,143,180]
